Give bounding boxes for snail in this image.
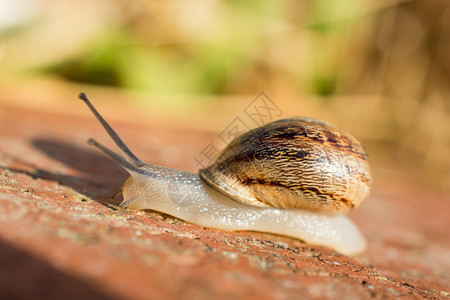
[78,93,372,256]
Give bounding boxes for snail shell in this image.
[200,117,371,213]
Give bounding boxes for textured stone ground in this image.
[0,98,448,299]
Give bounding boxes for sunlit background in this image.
[0,0,448,192]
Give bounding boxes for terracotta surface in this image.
[0,101,449,300]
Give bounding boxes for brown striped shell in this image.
[199,117,372,214]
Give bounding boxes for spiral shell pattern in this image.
[199,117,372,213]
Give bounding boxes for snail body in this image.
[79,93,371,256]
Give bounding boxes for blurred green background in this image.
[0,0,448,191]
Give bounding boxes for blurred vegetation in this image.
[0,0,448,191]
